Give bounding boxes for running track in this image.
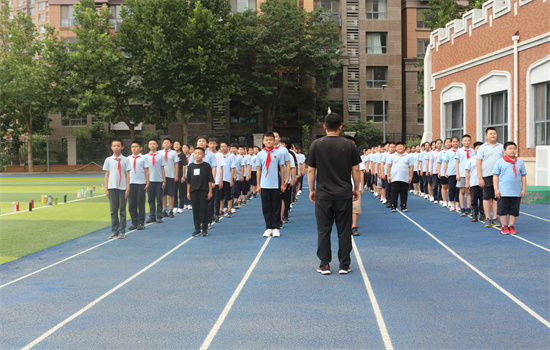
[1,187,549,349]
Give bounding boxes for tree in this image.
[118,0,237,141]
[229,0,341,131]
[63,0,141,140]
[342,120,384,150]
[0,0,64,172]
[423,0,483,30]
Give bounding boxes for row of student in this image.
[359,127,527,234]
[103,134,306,239]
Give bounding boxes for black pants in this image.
[391,181,409,209]
[174,180,186,209]
[190,190,208,232]
[282,185,292,219]
[213,185,220,218]
[108,189,127,233]
[261,189,281,229]
[431,174,440,201]
[315,198,352,267]
[385,178,391,202]
[448,176,459,202]
[147,181,163,220]
[128,184,146,226]
[470,185,484,217]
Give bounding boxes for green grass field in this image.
[0,176,126,264]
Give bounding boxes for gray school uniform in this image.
[103,155,131,234]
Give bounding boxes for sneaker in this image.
[501,225,510,235]
[484,219,492,228]
[385,202,391,208]
[316,264,331,275]
[227,212,233,218]
[201,230,209,237]
[272,229,280,237]
[178,208,184,214]
[129,225,137,230]
[479,213,486,222]
[434,200,439,205]
[282,218,290,224]
[156,218,163,223]
[429,197,434,202]
[338,266,351,274]
[169,210,175,218]
[351,227,359,236]
[460,209,467,217]
[263,229,272,238]
[231,208,237,213]
[508,226,517,235]
[137,224,145,230]
[391,208,397,213]
[208,222,213,230]
[109,232,118,239]
[146,217,155,224]
[162,211,168,218]
[118,233,126,239]
[215,216,220,223]
[471,217,478,222]
[491,220,501,228]
[401,207,408,212]
[192,231,200,237]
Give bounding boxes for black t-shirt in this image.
[306,136,361,200]
[187,162,213,192]
[176,152,188,176]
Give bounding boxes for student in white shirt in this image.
[209,138,224,224]
[387,142,414,212]
[145,139,166,223]
[127,140,150,231]
[160,138,179,218]
[455,134,475,216]
[465,142,485,222]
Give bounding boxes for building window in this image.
[38,13,44,22]
[482,91,508,144]
[366,32,387,54]
[417,39,430,57]
[366,101,388,123]
[60,5,75,27]
[444,100,463,138]
[331,67,343,88]
[30,0,35,5]
[17,0,22,7]
[366,0,386,20]
[366,66,387,88]
[315,0,333,10]
[535,82,550,145]
[418,104,424,124]
[417,9,433,29]
[110,5,123,31]
[38,25,45,34]
[29,7,35,16]
[38,2,45,11]
[61,112,87,126]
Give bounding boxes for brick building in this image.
[423,0,550,185]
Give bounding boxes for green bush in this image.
[342,120,383,150]
[406,137,422,148]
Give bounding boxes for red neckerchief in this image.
[503,155,517,177]
[263,147,274,177]
[465,148,471,159]
[114,157,122,186]
[132,155,139,171]
[164,149,169,161]
[149,152,156,166]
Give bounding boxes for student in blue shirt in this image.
[145,139,166,224]
[103,139,131,239]
[455,134,475,216]
[443,136,460,211]
[492,142,527,235]
[437,138,452,206]
[127,140,150,231]
[256,132,285,238]
[387,142,414,212]
[465,142,485,222]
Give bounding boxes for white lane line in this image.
[200,237,271,350]
[488,225,550,253]
[520,211,550,223]
[352,237,394,350]
[21,236,195,350]
[0,222,153,289]
[0,194,106,217]
[398,211,550,329]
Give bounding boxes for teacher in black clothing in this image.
[307,113,362,276]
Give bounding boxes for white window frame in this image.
[440,83,466,139]
[526,55,550,148]
[476,71,511,142]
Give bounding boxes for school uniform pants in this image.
[315,198,352,267]
[128,184,145,226]
[147,181,163,220]
[282,185,292,219]
[261,189,281,229]
[470,185,484,217]
[431,174,440,201]
[190,190,208,232]
[448,176,459,202]
[212,185,220,220]
[174,180,186,209]
[108,189,127,233]
[390,181,409,209]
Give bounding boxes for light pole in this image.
[382,84,387,143]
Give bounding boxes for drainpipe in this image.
[512,34,520,153]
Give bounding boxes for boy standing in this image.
[161,138,180,218]
[127,140,149,231]
[103,139,131,239]
[256,132,285,238]
[492,142,527,235]
[187,147,214,237]
[250,147,260,197]
[219,142,236,217]
[210,138,224,224]
[455,134,474,216]
[387,142,414,212]
[443,137,460,211]
[146,139,166,223]
[465,142,485,222]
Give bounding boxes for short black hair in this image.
[396,142,405,147]
[324,113,343,131]
[196,135,208,142]
[173,140,182,145]
[435,138,443,143]
[473,141,483,149]
[504,141,517,149]
[485,127,497,134]
[430,141,436,146]
[451,136,460,142]
[148,138,158,144]
[462,134,471,139]
[263,131,275,138]
[111,138,123,146]
[423,142,430,147]
[194,147,205,154]
[163,137,172,143]
[131,140,142,146]
[444,138,452,143]
[254,146,261,150]
[220,141,228,146]
[208,137,218,143]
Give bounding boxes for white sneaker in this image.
[272,229,280,237]
[231,208,237,213]
[298,190,302,195]
[434,200,439,205]
[429,196,434,202]
[382,199,387,204]
[263,229,272,238]
[449,205,455,211]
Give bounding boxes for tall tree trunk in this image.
[181,115,188,145]
[128,123,135,140]
[266,103,275,131]
[27,118,33,173]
